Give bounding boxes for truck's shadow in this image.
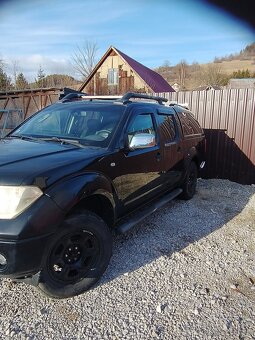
[201,129,255,185]
[100,179,254,285]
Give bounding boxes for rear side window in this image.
[177,111,202,136]
[157,114,177,142]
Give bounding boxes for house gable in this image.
[79,46,174,95]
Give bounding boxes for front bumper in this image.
[0,194,65,278]
[0,234,52,278]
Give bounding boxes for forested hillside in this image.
[155,42,255,90]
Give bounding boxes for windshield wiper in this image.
[10,134,86,148]
[10,134,42,141]
[41,137,85,148]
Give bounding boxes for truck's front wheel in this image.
[38,211,112,299]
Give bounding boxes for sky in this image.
[0,0,254,82]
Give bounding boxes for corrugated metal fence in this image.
[0,88,254,184]
[158,89,255,184]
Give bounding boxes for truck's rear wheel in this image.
[180,161,198,200]
[38,211,112,299]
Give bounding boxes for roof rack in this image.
[120,92,167,105]
[61,93,87,102]
[59,87,87,102]
[80,95,122,101]
[59,90,168,105]
[169,101,189,110]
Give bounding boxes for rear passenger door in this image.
[156,109,184,188]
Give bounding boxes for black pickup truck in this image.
[0,92,205,298]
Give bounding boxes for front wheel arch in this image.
[69,194,115,228]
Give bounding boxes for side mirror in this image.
[129,133,156,150]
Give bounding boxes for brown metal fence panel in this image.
[0,88,61,120]
[158,89,255,184]
[0,88,254,184]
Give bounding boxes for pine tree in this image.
[35,66,46,88]
[16,72,29,90]
[0,64,12,91]
[232,69,251,79]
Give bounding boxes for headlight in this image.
[0,186,43,219]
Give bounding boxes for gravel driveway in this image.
[0,179,254,340]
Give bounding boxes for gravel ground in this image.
[0,179,255,340]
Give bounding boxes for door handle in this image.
[156,152,161,162]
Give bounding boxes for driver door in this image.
[115,110,165,212]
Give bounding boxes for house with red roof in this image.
[79,46,174,95]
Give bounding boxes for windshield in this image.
[11,102,125,147]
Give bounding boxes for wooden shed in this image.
[79,46,174,95]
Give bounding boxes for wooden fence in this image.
[0,88,254,184]
[0,88,62,120]
[158,89,255,184]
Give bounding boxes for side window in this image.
[177,111,202,136]
[127,114,155,142]
[157,114,176,142]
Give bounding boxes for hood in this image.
[0,138,107,188]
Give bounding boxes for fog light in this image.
[0,253,7,267]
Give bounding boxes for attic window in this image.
[108,68,118,85]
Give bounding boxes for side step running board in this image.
[117,188,182,234]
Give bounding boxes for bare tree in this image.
[197,64,229,86]
[71,41,98,80]
[176,60,188,89]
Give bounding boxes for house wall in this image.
[84,53,150,95]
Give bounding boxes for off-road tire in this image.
[180,161,198,200]
[37,211,112,299]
